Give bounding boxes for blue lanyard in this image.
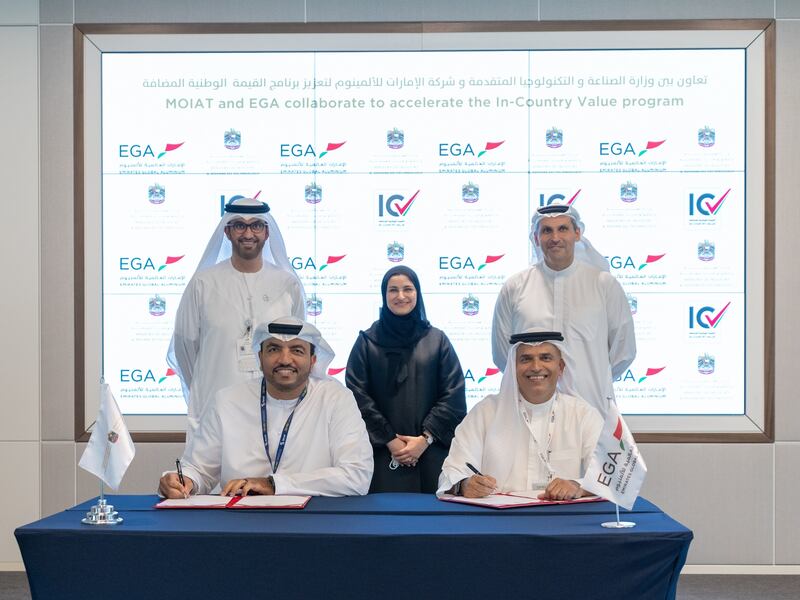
[260,378,307,474]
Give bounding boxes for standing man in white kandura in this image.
[167,197,306,443]
[491,204,635,414]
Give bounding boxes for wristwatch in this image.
[422,431,434,446]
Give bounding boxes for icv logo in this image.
[689,302,731,329]
[438,254,505,270]
[280,141,346,158]
[219,193,260,216]
[538,189,581,207]
[599,139,665,157]
[689,189,731,216]
[290,255,347,270]
[118,255,185,271]
[464,368,500,383]
[378,190,420,217]
[438,141,505,157]
[118,142,185,159]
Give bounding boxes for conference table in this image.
[16,494,692,600]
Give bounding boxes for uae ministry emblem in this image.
[148,295,166,316]
[304,182,322,204]
[626,293,638,315]
[306,294,323,317]
[697,240,715,262]
[545,127,563,148]
[387,241,405,263]
[462,294,480,316]
[107,431,119,444]
[698,126,715,148]
[697,353,715,375]
[462,182,480,204]
[620,181,638,203]
[148,183,165,205]
[224,128,241,150]
[386,128,405,149]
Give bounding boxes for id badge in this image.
[236,335,259,372]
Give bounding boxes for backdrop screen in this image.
[101,48,746,417]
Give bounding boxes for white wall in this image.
[1,0,797,569]
[0,2,40,568]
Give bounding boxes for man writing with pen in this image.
[437,329,602,501]
[159,317,373,498]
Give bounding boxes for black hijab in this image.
[364,265,431,349]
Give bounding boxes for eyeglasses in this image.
[227,221,267,234]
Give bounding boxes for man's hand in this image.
[538,478,583,501]
[221,477,275,497]
[392,434,429,466]
[461,474,497,498]
[158,472,194,499]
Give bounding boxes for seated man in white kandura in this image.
[438,329,602,501]
[159,317,373,498]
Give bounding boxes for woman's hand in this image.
[392,434,429,466]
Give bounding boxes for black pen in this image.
[466,462,483,476]
[176,459,185,487]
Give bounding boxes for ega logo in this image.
[438,141,504,158]
[438,255,504,270]
[119,256,185,272]
[280,142,346,158]
[599,140,665,157]
[118,142,184,159]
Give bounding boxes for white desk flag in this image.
[581,401,646,510]
[79,383,135,490]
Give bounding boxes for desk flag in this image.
[580,401,646,510]
[79,383,135,490]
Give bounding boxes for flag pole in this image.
[80,381,125,525]
[601,502,636,529]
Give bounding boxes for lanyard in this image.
[241,272,255,336]
[260,378,307,474]
[518,393,558,481]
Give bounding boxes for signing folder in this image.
[438,491,604,509]
[156,494,311,509]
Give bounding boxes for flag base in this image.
[601,520,636,528]
[81,498,123,525]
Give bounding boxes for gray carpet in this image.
[677,575,800,599]
[0,572,30,600]
[1,572,798,599]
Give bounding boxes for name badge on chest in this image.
[236,332,260,373]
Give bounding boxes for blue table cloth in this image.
[16,494,692,600]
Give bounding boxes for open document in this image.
[439,491,605,509]
[155,494,311,509]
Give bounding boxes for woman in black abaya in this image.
[346,266,467,493]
